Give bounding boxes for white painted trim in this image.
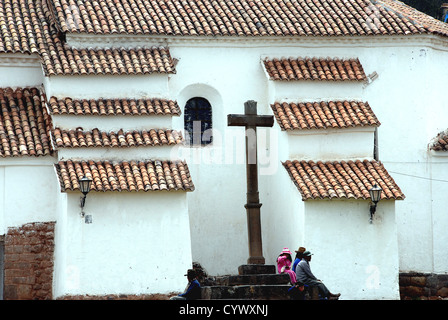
[66,33,448,51]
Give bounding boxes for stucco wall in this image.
[304,200,399,300]
[0,157,60,234]
[53,191,192,298]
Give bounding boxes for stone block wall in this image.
[400,272,448,300]
[3,222,55,300]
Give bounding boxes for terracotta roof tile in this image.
[271,100,380,130]
[41,44,176,76]
[49,97,181,116]
[283,159,405,200]
[429,129,448,151]
[55,159,195,192]
[2,0,448,79]
[263,57,367,81]
[45,0,448,37]
[53,127,184,148]
[0,87,53,157]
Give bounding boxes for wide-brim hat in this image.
[295,247,306,253]
[184,269,196,277]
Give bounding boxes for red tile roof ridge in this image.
[55,159,195,192]
[52,127,184,148]
[271,100,380,130]
[0,86,54,157]
[375,0,448,36]
[429,128,448,151]
[263,57,367,81]
[43,0,448,38]
[48,96,181,116]
[283,159,405,201]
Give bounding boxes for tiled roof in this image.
[283,159,405,200]
[55,159,195,192]
[0,87,53,157]
[263,57,367,81]
[53,127,184,148]
[46,0,448,38]
[48,97,181,116]
[271,100,380,130]
[429,129,448,151]
[2,0,448,78]
[41,44,176,76]
[0,0,176,75]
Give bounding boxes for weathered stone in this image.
[437,287,448,297]
[238,264,276,275]
[410,276,426,287]
[402,285,425,297]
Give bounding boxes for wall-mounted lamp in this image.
[369,184,382,224]
[79,175,92,216]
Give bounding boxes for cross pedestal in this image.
[227,100,274,265]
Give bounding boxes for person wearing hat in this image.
[292,246,306,273]
[295,250,341,300]
[276,247,297,285]
[170,269,201,300]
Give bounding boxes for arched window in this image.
[184,97,212,146]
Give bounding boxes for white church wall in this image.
[304,200,400,300]
[287,127,375,161]
[53,191,192,297]
[269,81,365,104]
[361,42,448,274]
[52,114,173,132]
[57,145,175,162]
[162,37,448,277]
[0,54,45,88]
[33,35,448,284]
[43,73,171,100]
[428,152,448,274]
[168,46,276,275]
[0,157,60,235]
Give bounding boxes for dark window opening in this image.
[184,97,213,146]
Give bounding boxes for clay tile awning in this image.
[41,46,176,76]
[55,160,195,192]
[283,159,405,201]
[263,57,367,81]
[52,128,184,148]
[271,100,380,131]
[429,129,448,151]
[48,97,181,116]
[0,87,54,157]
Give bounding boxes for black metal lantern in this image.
[368,184,382,223]
[79,176,92,195]
[79,176,92,211]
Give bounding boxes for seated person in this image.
[276,247,297,284]
[295,250,340,300]
[170,269,201,300]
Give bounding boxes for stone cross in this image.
[227,100,274,265]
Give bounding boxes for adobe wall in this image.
[3,222,55,300]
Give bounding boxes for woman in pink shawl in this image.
[276,247,296,284]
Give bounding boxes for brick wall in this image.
[400,272,448,300]
[3,222,55,300]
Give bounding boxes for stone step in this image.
[201,284,291,300]
[238,264,276,275]
[214,273,290,286]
